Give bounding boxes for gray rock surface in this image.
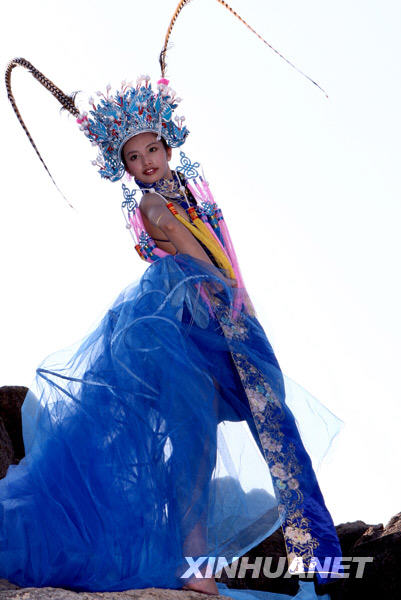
[0,416,15,479]
[0,387,26,457]
[0,585,231,599]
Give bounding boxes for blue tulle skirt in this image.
[0,254,342,597]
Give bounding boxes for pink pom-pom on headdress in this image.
[157,78,170,86]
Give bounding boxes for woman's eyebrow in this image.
[126,142,158,156]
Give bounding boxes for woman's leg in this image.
[170,376,220,594]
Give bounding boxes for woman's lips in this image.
[143,168,157,176]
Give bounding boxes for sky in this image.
[0,0,400,529]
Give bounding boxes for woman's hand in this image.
[203,264,238,296]
[216,273,237,289]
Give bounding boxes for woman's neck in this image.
[135,170,197,210]
[135,170,187,200]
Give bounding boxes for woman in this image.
[2,4,342,598]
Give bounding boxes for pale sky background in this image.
[0,0,400,529]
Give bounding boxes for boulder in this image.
[0,386,27,461]
[0,584,232,599]
[0,386,27,478]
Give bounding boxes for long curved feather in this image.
[160,0,328,97]
[5,58,78,207]
[160,0,193,77]
[215,0,328,97]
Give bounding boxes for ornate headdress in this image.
[5,0,328,200]
[77,76,188,182]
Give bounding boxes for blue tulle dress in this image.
[0,183,343,599]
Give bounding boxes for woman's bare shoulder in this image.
[139,192,166,213]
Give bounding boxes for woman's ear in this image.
[166,146,172,162]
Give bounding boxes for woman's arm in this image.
[140,193,237,288]
[140,192,216,265]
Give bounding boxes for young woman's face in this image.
[122,132,172,183]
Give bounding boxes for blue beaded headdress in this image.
[77,76,189,182]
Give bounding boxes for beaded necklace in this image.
[135,170,196,211]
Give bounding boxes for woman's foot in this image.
[183,575,219,595]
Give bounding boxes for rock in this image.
[335,520,374,554]
[383,512,401,535]
[0,416,15,478]
[0,577,20,590]
[334,512,401,600]
[0,584,232,599]
[0,386,27,462]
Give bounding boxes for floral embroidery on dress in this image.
[284,510,320,571]
[220,316,248,341]
[209,314,321,570]
[212,302,250,341]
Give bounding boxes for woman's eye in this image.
[129,155,137,161]
[149,146,158,153]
